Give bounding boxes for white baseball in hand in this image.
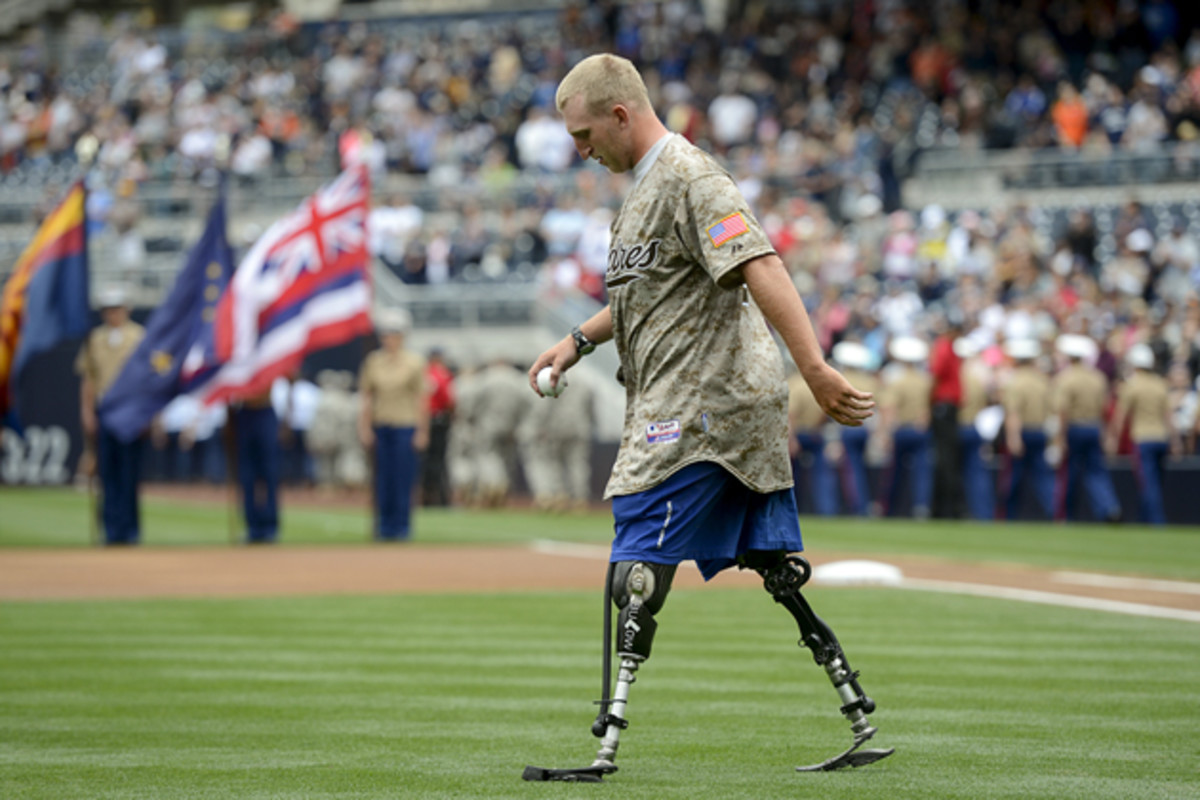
[537,366,567,398]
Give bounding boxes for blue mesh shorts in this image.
[610,461,803,580]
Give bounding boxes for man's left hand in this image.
[804,364,875,427]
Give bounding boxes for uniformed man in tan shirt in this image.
[1000,339,1054,519]
[879,335,932,518]
[76,286,144,545]
[955,338,995,520]
[523,54,888,780]
[472,355,531,508]
[831,341,880,516]
[787,368,836,515]
[1052,334,1120,522]
[1109,343,1171,523]
[520,363,597,512]
[358,308,428,540]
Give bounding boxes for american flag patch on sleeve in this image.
[706,212,749,248]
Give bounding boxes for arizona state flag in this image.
[0,182,89,422]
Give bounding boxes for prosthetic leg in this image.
[739,550,895,771]
[522,561,675,783]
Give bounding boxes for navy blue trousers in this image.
[839,427,871,516]
[1004,429,1055,520]
[1134,440,1168,525]
[234,407,280,543]
[97,425,142,544]
[374,426,417,540]
[1060,424,1120,522]
[794,431,838,516]
[884,426,931,517]
[959,425,994,521]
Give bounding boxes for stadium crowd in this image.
[4,1,1200,526]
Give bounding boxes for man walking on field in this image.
[525,53,892,782]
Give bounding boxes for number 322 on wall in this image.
[1,426,71,485]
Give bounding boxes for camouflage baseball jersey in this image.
[603,134,790,498]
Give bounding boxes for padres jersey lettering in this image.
[603,135,786,498]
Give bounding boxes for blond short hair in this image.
[555,53,651,117]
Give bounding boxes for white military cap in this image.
[1056,333,1097,361]
[375,307,412,334]
[1003,338,1041,360]
[1126,343,1154,370]
[1125,228,1154,253]
[832,341,874,371]
[952,337,979,359]
[96,285,130,308]
[889,335,929,363]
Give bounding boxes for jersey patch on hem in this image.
[646,419,682,444]
[706,212,749,248]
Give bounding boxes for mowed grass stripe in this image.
[1,589,1197,799]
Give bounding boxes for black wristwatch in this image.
[571,325,596,356]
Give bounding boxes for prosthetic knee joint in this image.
[740,551,892,768]
[591,561,675,766]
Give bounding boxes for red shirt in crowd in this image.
[426,360,455,416]
[929,334,962,406]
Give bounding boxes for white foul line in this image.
[531,540,610,559]
[899,578,1200,624]
[1052,571,1200,596]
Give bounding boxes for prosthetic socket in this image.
[591,561,675,766]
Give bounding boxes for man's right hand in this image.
[527,337,579,397]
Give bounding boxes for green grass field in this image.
[2,487,1200,799]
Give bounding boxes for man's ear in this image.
[613,104,631,127]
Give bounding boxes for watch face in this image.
[573,329,594,354]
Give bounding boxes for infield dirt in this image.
[2,544,1199,616]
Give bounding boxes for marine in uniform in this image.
[520,364,596,511]
[446,363,482,506]
[524,54,889,781]
[231,385,281,543]
[879,336,932,518]
[1000,339,1054,520]
[76,286,144,545]
[472,357,530,507]
[358,309,428,540]
[1110,344,1172,524]
[1052,334,1121,522]
[831,341,880,516]
[787,369,837,515]
[955,338,994,521]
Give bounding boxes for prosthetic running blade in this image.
[522,763,617,783]
[795,727,895,772]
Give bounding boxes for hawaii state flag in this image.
[0,182,89,422]
[186,165,374,406]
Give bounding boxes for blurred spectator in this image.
[422,348,455,507]
[1051,81,1089,148]
[369,194,425,276]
